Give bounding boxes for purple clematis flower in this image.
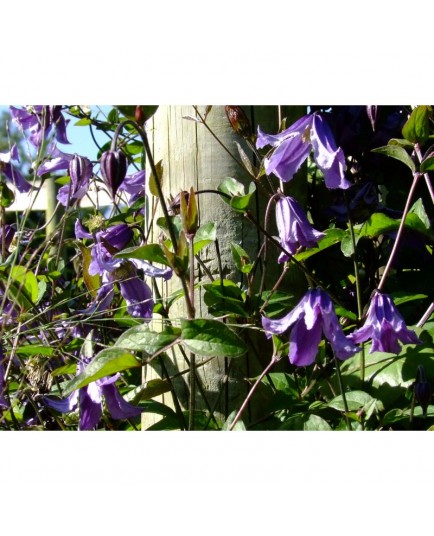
[262,288,360,366]
[76,221,172,319]
[348,291,421,354]
[0,144,31,193]
[43,359,142,430]
[118,169,146,205]
[275,195,324,262]
[37,147,92,206]
[10,105,70,148]
[257,113,350,189]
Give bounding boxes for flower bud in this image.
[100,149,128,197]
[225,106,252,140]
[69,154,92,188]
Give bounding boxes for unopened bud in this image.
[225,106,252,140]
[100,149,128,198]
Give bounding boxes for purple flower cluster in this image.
[76,220,172,319]
[262,288,421,367]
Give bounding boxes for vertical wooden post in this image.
[142,105,306,429]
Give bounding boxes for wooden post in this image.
[143,105,306,429]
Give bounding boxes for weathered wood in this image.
[143,105,305,429]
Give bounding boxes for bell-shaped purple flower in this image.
[257,112,350,189]
[262,288,360,366]
[0,223,16,253]
[10,105,70,148]
[43,360,142,430]
[348,291,421,354]
[275,195,324,262]
[0,144,31,193]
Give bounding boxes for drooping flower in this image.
[10,105,70,148]
[262,288,360,366]
[348,291,421,354]
[0,144,31,193]
[37,147,92,206]
[256,112,350,189]
[275,195,324,262]
[43,359,142,430]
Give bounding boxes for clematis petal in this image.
[2,162,31,193]
[119,277,153,319]
[265,133,311,183]
[131,258,173,280]
[310,114,350,189]
[101,383,143,420]
[289,313,323,366]
[262,293,310,338]
[43,389,79,414]
[79,384,102,430]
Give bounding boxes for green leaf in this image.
[114,324,181,355]
[279,413,332,431]
[181,318,247,357]
[203,280,248,317]
[149,160,163,197]
[193,222,216,254]
[231,242,253,274]
[15,345,54,357]
[74,117,92,126]
[409,198,430,229]
[388,138,415,149]
[261,372,299,397]
[371,145,415,173]
[294,228,347,262]
[217,177,256,213]
[402,105,432,144]
[359,211,433,240]
[77,243,100,297]
[420,154,434,173]
[328,390,379,412]
[36,279,47,304]
[114,243,172,267]
[125,379,172,402]
[6,266,39,310]
[62,348,141,395]
[222,411,246,430]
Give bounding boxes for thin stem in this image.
[417,301,434,328]
[187,236,196,430]
[377,171,421,292]
[334,354,351,431]
[344,191,366,383]
[228,355,277,431]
